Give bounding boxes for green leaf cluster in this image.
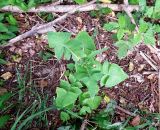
[47,31,128,122]
[103,11,159,59]
[142,0,160,19]
[0,13,18,45]
[0,92,12,128]
[0,0,52,10]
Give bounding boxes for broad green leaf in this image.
[100,7,112,15]
[115,40,129,59]
[102,61,110,74]
[0,1,10,8]
[133,33,142,44]
[75,82,83,88]
[60,80,71,90]
[0,34,14,41]
[101,63,128,87]
[47,32,71,60]
[88,48,108,58]
[56,87,79,108]
[0,115,10,128]
[6,15,17,25]
[117,44,128,59]
[70,87,82,96]
[48,32,71,48]
[67,39,86,60]
[28,0,36,9]
[143,29,155,45]
[74,0,86,4]
[79,92,90,104]
[100,75,108,86]
[79,106,91,115]
[84,78,99,97]
[69,74,76,83]
[139,20,148,33]
[75,31,96,54]
[145,7,154,17]
[7,25,18,32]
[106,64,128,87]
[83,96,101,110]
[0,23,8,32]
[139,0,146,11]
[60,112,70,122]
[118,15,126,28]
[155,0,160,12]
[117,29,125,40]
[103,22,119,31]
[0,14,4,21]
[154,24,160,33]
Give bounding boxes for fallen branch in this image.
[116,106,136,117]
[0,4,140,13]
[1,0,96,47]
[140,51,158,71]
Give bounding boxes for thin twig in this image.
[140,51,158,71]
[80,119,88,130]
[116,106,136,117]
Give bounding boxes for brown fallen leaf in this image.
[147,74,156,80]
[131,115,141,126]
[38,79,48,88]
[129,62,134,71]
[12,55,22,63]
[1,72,12,80]
[138,64,145,72]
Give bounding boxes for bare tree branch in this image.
[0,4,140,13]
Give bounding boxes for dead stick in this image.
[0,4,140,13]
[140,51,158,71]
[116,106,136,117]
[80,119,88,130]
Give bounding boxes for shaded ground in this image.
[0,11,159,129]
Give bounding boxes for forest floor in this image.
[0,10,159,129]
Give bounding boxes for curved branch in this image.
[0,4,139,13]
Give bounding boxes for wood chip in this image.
[129,62,134,71]
[138,64,145,72]
[39,79,48,88]
[147,74,156,80]
[130,115,141,126]
[1,72,12,80]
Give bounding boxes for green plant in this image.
[103,0,160,59]
[0,92,12,128]
[0,13,18,45]
[47,31,128,122]
[10,64,56,130]
[0,0,52,10]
